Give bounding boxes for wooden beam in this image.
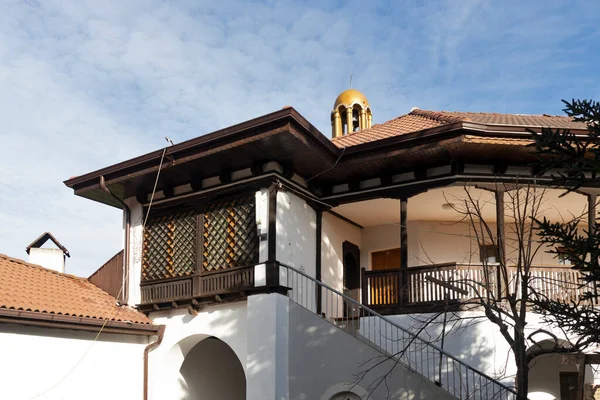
[496,189,506,298]
[588,194,597,233]
[326,210,363,229]
[268,186,277,262]
[400,197,409,305]
[425,276,469,296]
[316,210,323,315]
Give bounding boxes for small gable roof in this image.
[25,232,70,258]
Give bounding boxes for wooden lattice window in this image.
[142,210,197,281]
[202,195,258,271]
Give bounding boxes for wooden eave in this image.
[64,109,590,208]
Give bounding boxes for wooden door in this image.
[372,248,401,270]
[370,248,401,305]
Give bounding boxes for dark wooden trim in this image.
[326,210,363,229]
[495,189,506,298]
[268,185,277,261]
[316,210,323,314]
[400,197,409,305]
[196,213,203,274]
[64,107,335,188]
[589,193,597,233]
[0,309,159,336]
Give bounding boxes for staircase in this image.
[279,262,518,400]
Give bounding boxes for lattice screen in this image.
[142,210,197,281]
[202,195,258,271]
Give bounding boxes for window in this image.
[142,210,197,281]
[201,195,258,272]
[558,247,574,265]
[480,245,499,264]
[141,194,258,282]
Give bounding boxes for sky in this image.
[1,0,599,277]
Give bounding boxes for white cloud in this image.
[0,0,599,276]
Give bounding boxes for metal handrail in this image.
[278,262,518,400]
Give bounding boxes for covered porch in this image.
[324,184,599,314]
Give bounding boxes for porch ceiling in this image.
[331,185,590,227]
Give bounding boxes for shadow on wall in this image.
[288,302,456,400]
[149,302,248,400]
[391,312,509,386]
[178,337,246,400]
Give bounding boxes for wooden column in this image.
[495,189,506,298]
[315,210,322,315]
[588,193,596,233]
[400,198,409,305]
[268,186,277,262]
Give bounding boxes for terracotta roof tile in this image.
[0,254,152,324]
[332,113,445,147]
[331,109,588,148]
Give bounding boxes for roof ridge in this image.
[409,109,467,123]
[0,253,85,281]
[434,110,574,119]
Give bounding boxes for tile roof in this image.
[0,254,152,324]
[331,109,588,147]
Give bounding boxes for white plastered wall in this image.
[321,212,362,292]
[125,196,144,306]
[361,220,564,270]
[0,324,148,400]
[147,301,248,400]
[276,190,316,276]
[379,312,599,393]
[147,294,291,400]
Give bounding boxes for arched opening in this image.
[179,336,246,400]
[527,339,593,400]
[330,391,361,400]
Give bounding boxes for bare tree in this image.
[355,183,595,399]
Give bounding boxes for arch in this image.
[527,339,590,400]
[321,383,367,400]
[179,337,246,399]
[152,334,246,400]
[330,392,361,400]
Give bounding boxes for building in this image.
[0,240,158,400]
[20,89,595,399]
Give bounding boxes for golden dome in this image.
[333,89,370,110]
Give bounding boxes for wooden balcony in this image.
[362,263,596,314]
[139,265,256,310]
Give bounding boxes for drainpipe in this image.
[144,325,166,400]
[100,175,130,304]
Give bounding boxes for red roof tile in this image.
[0,254,152,324]
[331,109,588,147]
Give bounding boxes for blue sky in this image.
[1,0,599,277]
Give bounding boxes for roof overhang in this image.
[0,308,160,336]
[64,107,340,208]
[64,108,591,208]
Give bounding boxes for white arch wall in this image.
[147,302,248,400]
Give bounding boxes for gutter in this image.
[100,176,130,304]
[144,325,166,400]
[0,308,159,336]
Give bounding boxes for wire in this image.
[307,146,346,182]
[28,145,171,400]
[27,319,110,399]
[143,147,168,228]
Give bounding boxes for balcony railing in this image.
[362,263,596,310]
[139,265,255,305]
